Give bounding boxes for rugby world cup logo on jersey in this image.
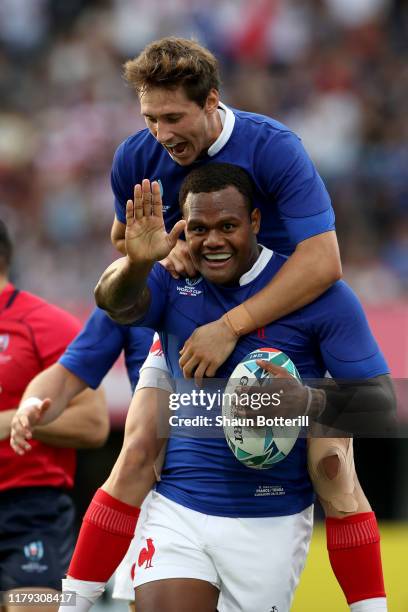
[153,179,170,213]
[21,540,48,573]
[0,333,11,363]
[177,276,203,297]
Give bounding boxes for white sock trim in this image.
[350,597,387,611]
[62,577,106,601]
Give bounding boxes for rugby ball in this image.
[223,348,301,469]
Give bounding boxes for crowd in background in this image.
[0,0,407,313]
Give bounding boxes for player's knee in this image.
[120,433,156,473]
[308,438,358,513]
[320,454,340,480]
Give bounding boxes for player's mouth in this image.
[165,142,189,159]
[202,253,233,268]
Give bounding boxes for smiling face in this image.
[140,86,222,166]
[184,186,261,285]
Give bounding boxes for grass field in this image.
[292,523,408,611]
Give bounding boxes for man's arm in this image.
[10,363,109,453]
[226,231,341,332]
[95,256,153,324]
[33,387,109,448]
[179,231,341,379]
[111,216,126,255]
[21,363,88,424]
[315,374,397,436]
[238,361,397,437]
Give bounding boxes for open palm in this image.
[125,179,185,264]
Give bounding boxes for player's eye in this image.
[191,226,206,234]
[145,116,157,123]
[223,223,235,231]
[166,115,182,123]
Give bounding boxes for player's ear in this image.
[205,89,220,114]
[250,208,261,235]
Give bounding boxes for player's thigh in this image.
[135,578,219,612]
[210,505,314,612]
[132,493,220,597]
[0,488,75,593]
[112,496,153,604]
[4,588,59,612]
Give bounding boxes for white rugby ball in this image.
[223,347,302,469]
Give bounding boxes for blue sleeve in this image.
[123,327,155,391]
[260,131,335,244]
[312,282,389,379]
[131,263,169,330]
[59,307,126,389]
[111,139,133,225]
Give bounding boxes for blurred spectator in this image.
[0,0,406,309]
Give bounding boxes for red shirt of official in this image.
[0,283,81,491]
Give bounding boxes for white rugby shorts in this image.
[131,491,313,612]
[112,494,151,601]
[112,333,170,602]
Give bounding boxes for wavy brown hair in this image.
[124,37,220,107]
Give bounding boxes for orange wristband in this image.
[222,304,257,338]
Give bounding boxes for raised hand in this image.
[125,179,185,265]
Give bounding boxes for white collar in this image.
[207,102,235,157]
[239,246,273,286]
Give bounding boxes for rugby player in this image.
[51,35,346,608]
[94,164,393,612]
[0,221,108,612]
[110,36,342,377]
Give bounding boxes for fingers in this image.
[142,179,153,217]
[10,399,51,456]
[179,347,191,371]
[160,256,180,279]
[192,361,208,386]
[160,252,186,279]
[151,181,163,217]
[179,351,215,381]
[10,413,33,455]
[179,345,198,379]
[160,236,197,279]
[133,184,142,220]
[168,220,186,250]
[256,359,291,378]
[132,179,163,225]
[126,198,135,224]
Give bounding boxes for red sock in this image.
[326,512,386,605]
[68,488,140,582]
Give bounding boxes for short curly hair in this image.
[179,163,254,215]
[124,37,220,107]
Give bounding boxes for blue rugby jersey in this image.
[59,307,154,391]
[111,104,335,256]
[132,248,389,518]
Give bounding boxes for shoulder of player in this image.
[303,280,365,322]
[233,107,299,142]
[17,291,81,332]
